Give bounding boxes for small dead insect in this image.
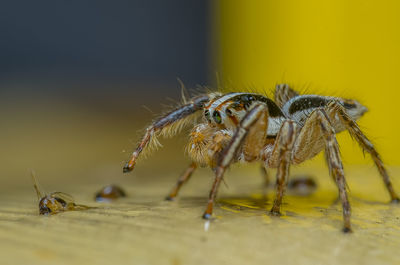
[31,172,92,215]
[123,84,399,232]
[95,185,126,202]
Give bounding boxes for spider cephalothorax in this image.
[123,84,398,232]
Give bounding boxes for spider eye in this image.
[213,111,222,124]
[204,110,211,122]
[225,108,232,116]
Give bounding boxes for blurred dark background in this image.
[0,0,211,100]
[0,1,214,189]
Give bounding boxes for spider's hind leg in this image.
[274,84,299,108]
[294,108,352,232]
[325,101,399,203]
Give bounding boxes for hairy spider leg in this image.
[176,128,274,201]
[165,162,197,201]
[325,101,400,203]
[260,165,271,187]
[166,123,232,201]
[269,120,298,215]
[274,84,299,109]
[203,103,269,219]
[293,108,352,232]
[123,95,210,173]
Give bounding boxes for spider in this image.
[123,84,399,232]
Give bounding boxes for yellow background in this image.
[215,0,400,165]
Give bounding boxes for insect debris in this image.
[95,185,126,202]
[31,171,92,215]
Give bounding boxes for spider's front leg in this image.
[123,95,209,173]
[165,162,197,201]
[202,103,269,219]
[326,101,400,203]
[166,123,233,201]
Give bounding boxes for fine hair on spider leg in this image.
[123,94,210,172]
[269,120,298,216]
[325,101,399,203]
[202,103,270,219]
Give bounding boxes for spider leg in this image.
[326,101,400,202]
[260,165,270,187]
[166,124,232,201]
[295,108,352,232]
[123,95,209,173]
[165,162,197,201]
[202,103,269,219]
[269,121,298,215]
[274,84,299,108]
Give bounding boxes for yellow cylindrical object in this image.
[216,0,400,164]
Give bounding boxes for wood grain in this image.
[1,165,400,265]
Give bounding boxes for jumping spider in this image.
[123,84,399,232]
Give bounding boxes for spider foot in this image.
[268,210,282,217]
[202,213,212,220]
[202,201,214,219]
[123,158,136,173]
[342,226,353,233]
[165,195,176,201]
[123,162,134,173]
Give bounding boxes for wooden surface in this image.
[1,165,400,265]
[1,99,400,265]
